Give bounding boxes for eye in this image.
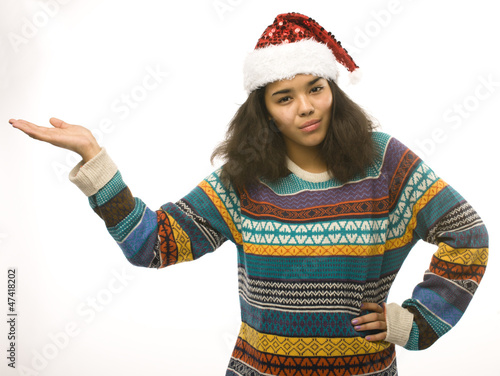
[311,86,324,93]
[278,96,292,104]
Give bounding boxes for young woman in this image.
[10,12,488,376]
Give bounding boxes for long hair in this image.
[211,79,376,190]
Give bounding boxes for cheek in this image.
[319,95,333,112]
[273,109,295,129]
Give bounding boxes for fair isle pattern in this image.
[238,267,395,315]
[238,322,392,357]
[243,243,385,257]
[241,218,388,246]
[198,179,243,245]
[83,132,488,375]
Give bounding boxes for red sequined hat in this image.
[244,12,361,93]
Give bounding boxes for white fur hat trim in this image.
[243,39,339,93]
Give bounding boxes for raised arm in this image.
[11,118,242,268]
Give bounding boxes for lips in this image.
[300,119,321,132]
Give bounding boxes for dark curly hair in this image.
[211,79,376,190]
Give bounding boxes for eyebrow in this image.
[271,77,324,96]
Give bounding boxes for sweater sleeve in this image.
[385,138,488,350]
[69,148,242,268]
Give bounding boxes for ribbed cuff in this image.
[68,147,118,197]
[385,303,414,347]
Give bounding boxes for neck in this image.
[286,145,327,173]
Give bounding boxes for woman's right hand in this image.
[10,117,101,163]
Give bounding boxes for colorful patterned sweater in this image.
[69,132,488,376]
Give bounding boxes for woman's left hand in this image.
[351,302,387,342]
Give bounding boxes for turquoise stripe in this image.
[241,252,383,281]
[442,225,488,248]
[403,299,452,338]
[416,185,462,228]
[240,298,359,337]
[92,171,128,207]
[241,217,388,246]
[404,322,420,351]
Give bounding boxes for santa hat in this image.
[243,12,361,93]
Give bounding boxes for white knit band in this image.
[243,39,339,93]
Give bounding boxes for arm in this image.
[11,117,242,268]
[402,173,488,350]
[384,139,488,349]
[69,148,243,268]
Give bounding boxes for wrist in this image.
[81,143,102,164]
[384,303,414,346]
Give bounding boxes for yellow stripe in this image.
[199,180,243,245]
[244,243,385,257]
[238,323,390,357]
[166,212,193,263]
[386,179,448,251]
[435,244,488,266]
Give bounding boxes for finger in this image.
[49,117,68,128]
[11,119,46,139]
[353,320,387,333]
[365,332,387,342]
[361,302,383,313]
[352,311,383,325]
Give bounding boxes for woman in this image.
[10,12,488,376]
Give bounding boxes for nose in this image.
[297,95,314,116]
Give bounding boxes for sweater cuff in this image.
[384,303,414,347]
[68,147,118,197]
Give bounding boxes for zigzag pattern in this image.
[244,176,388,210]
[175,199,226,250]
[205,172,241,227]
[430,255,486,283]
[166,211,193,263]
[156,209,178,267]
[229,339,397,376]
[241,218,387,246]
[243,243,385,257]
[434,244,488,266]
[453,279,479,295]
[199,179,243,245]
[242,195,389,222]
[385,179,446,249]
[81,133,488,374]
[238,268,395,312]
[238,323,391,357]
[148,236,162,268]
[426,201,484,245]
[387,149,420,210]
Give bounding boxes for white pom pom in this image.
[349,68,363,85]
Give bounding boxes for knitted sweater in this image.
[69,132,488,376]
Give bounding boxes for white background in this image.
[1,0,499,375]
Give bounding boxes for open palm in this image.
[10,117,101,163]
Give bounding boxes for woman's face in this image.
[264,74,333,155]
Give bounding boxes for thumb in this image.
[49,117,68,128]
